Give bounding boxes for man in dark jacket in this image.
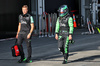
[16,5,34,63]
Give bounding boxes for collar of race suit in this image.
[60,14,70,19]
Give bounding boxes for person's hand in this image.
[55,34,58,40]
[16,34,18,39]
[27,33,31,39]
[69,35,72,40]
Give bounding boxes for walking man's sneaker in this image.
[62,60,67,64]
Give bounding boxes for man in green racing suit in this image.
[55,5,74,64]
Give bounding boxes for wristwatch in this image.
[29,33,31,35]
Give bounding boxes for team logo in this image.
[60,23,66,27]
[17,50,19,51]
[21,20,27,24]
[25,17,30,20]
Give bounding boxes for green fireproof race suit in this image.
[55,15,74,61]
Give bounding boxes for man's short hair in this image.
[22,5,28,9]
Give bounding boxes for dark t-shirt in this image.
[19,14,34,34]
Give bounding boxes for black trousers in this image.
[17,33,32,59]
[58,35,69,60]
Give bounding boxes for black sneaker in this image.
[18,58,26,63]
[62,60,67,64]
[25,58,32,63]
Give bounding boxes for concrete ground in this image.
[0,29,100,66]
